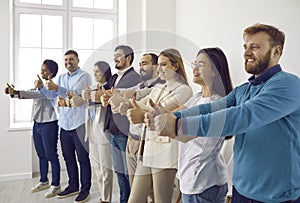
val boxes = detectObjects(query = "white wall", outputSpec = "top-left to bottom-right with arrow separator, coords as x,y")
1,0 -> 300,180
0,0 -> 33,180
176,0 -> 300,86
124,0 -> 177,69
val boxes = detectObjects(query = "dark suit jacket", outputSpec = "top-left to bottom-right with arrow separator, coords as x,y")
104,67 -> 141,135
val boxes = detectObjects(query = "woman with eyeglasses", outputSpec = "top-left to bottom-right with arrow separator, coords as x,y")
174,47 -> 233,203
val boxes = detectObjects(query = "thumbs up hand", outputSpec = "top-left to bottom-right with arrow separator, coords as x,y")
154,112 -> 178,139
57,96 -> 67,107
109,89 -> 127,114
34,75 -> 44,89
65,92 -> 73,107
100,87 -> 112,107
119,101 -> 130,116
70,92 -> 85,107
145,99 -> 167,130
4,83 -> 15,95
126,94 -> 146,124
45,76 -> 58,91
82,82 -> 91,102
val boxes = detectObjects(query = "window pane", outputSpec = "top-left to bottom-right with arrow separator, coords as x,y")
18,48 -> 41,88
20,0 -> 41,4
14,100 -> 33,123
94,19 -> 113,49
42,15 -> 63,48
42,0 -> 63,5
72,17 -> 93,49
73,0 -> 93,8
76,49 -> 94,72
20,14 -> 41,47
94,0 -> 113,9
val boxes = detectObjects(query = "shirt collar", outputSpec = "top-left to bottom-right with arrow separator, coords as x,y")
117,66 -> 131,77
68,67 -> 81,76
143,77 -> 160,86
248,64 -> 282,85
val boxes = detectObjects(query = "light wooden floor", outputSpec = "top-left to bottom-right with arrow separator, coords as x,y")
0,170 -> 180,203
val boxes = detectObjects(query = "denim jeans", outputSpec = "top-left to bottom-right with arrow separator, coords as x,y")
110,134 -> 130,203
33,120 -> 60,186
60,124 -> 91,192
232,186 -> 300,203
182,184 -> 228,203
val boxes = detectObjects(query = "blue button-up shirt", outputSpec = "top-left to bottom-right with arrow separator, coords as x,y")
40,68 -> 92,130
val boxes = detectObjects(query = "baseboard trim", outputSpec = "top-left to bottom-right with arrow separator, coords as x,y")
0,172 -> 32,181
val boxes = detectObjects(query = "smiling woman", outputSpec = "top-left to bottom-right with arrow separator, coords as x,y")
4,59 -> 61,198
127,48 -> 193,203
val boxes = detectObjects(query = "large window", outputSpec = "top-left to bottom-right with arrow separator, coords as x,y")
12,0 -> 118,128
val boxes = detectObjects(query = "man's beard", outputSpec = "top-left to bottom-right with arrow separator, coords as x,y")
141,71 -> 154,82
115,65 -> 121,70
115,60 -> 126,70
245,49 -> 272,75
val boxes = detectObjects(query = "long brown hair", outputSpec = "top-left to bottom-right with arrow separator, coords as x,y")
197,48 -> 233,97
159,48 -> 188,84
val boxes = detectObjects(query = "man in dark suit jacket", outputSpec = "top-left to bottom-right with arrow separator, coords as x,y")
103,45 -> 141,203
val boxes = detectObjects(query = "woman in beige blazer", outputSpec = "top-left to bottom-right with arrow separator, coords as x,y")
127,49 -> 192,203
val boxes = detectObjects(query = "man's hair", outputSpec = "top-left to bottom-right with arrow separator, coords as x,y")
43,59 -> 58,78
64,50 -> 79,58
114,45 -> 134,65
143,53 -> 158,65
243,23 -> 285,54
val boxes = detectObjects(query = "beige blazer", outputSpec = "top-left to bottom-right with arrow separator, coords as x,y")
137,82 -> 192,169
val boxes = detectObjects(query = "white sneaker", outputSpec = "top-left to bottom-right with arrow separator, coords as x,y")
44,185 -> 61,198
31,181 -> 50,193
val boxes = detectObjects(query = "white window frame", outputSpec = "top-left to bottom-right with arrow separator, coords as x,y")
68,11 -> 118,51
69,0 -> 118,14
14,0 -> 68,10
11,0 -> 119,129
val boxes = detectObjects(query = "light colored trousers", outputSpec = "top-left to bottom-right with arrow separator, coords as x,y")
89,142 -> 113,202
128,161 -> 177,203
125,136 -> 141,186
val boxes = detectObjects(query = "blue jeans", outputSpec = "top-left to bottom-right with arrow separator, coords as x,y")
232,186 -> 300,203
60,124 -> 91,192
182,184 -> 228,203
33,120 -> 60,186
110,134 -> 130,203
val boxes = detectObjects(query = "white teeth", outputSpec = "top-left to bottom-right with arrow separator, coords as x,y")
247,59 -> 254,62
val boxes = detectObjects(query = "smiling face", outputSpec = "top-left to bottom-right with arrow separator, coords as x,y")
64,53 -> 79,73
139,54 -> 156,81
114,49 -> 130,70
191,53 -> 216,86
93,65 -> 106,83
40,64 -> 53,80
243,32 -> 278,77
157,55 -> 177,81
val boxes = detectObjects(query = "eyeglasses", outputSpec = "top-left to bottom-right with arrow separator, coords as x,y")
191,62 -> 206,70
